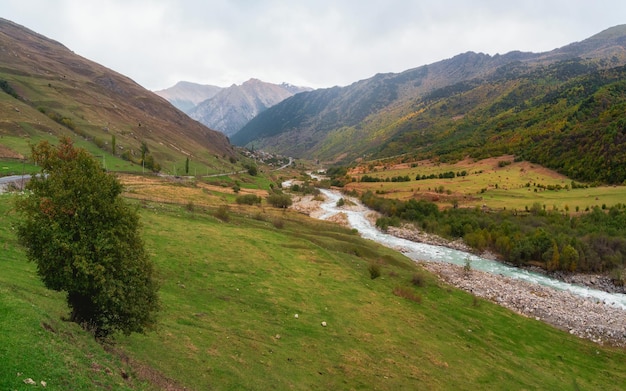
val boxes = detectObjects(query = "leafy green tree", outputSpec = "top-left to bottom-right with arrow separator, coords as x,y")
247,164 -> 258,176
560,244 -> 579,272
140,141 -> 149,163
15,138 -> 159,338
267,193 -> 292,208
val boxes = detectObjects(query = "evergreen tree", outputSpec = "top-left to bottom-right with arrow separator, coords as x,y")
15,137 -> 159,338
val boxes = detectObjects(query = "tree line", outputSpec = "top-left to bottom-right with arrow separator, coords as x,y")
360,191 -> 626,283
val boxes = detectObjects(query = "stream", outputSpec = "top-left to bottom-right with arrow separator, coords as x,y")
315,188 -> 626,311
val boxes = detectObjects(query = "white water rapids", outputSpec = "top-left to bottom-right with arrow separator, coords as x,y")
314,188 -> 626,311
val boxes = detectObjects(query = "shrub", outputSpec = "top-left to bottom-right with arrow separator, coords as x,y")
267,193 -> 292,208
368,263 -> 381,279
214,205 -> 230,222
463,256 -> 472,277
272,218 -> 285,229
411,272 -> 425,287
236,194 -> 262,205
0,79 -> 20,99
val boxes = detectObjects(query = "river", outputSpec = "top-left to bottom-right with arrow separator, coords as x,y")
315,188 -> 626,311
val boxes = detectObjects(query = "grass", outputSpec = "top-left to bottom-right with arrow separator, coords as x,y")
0,158 -> 39,176
348,156 -> 626,212
0,195 -> 148,391
2,175 -> 626,390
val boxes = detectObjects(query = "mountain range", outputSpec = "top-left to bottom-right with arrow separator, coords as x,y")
185,79 -> 311,136
0,18 -> 234,171
230,25 -> 626,183
2,17 -> 626,184
154,81 -> 222,113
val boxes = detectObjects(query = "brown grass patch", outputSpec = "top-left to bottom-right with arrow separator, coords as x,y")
392,286 -> 422,303
0,144 -> 24,159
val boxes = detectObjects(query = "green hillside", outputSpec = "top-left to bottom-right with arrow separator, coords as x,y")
2,188 -> 626,390
374,60 -> 626,184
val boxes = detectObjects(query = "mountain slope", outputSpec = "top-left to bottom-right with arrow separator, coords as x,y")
377,60 -> 626,184
154,81 -> 222,113
189,78 -> 311,136
232,25 -> 626,179
0,18 -> 235,171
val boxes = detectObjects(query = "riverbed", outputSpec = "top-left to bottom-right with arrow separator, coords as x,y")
291,190 -> 626,346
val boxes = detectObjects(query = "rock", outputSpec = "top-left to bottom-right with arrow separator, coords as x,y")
419,260 -> 626,347
23,378 -> 36,385
321,321 -> 327,327
294,314 -> 299,319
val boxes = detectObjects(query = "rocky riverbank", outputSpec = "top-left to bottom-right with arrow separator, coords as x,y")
291,193 -> 626,346
388,224 -> 626,295
421,261 -> 626,346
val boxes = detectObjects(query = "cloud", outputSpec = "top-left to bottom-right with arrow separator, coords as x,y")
3,0 -> 626,90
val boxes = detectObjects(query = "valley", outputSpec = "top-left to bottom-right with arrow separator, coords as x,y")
3,172 -> 626,390
2,16 -> 626,391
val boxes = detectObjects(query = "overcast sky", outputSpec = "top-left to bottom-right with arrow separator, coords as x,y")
3,1 -> 626,90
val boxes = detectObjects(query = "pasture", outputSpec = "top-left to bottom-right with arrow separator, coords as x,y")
2,174 -> 626,390
346,156 -> 626,212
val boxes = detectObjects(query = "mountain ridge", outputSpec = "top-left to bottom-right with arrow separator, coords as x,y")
154,81 -> 222,113
188,78 -> 311,136
231,24 -> 626,183
0,18 -> 234,170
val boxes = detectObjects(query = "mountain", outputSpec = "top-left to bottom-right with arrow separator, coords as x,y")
188,78 -> 311,136
154,81 -> 222,113
0,18 -> 235,170
231,25 -> 626,183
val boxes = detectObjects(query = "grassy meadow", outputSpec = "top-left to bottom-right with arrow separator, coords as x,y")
346,156 -> 626,213
2,175 -> 626,390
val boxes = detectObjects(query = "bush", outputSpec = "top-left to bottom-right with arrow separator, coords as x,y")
236,194 -> 262,205
411,272 -> 425,287
272,218 -> 285,229
368,263 -> 381,279
214,205 -> 230,222
0,79 -> 19,99
267,193 -> 292,208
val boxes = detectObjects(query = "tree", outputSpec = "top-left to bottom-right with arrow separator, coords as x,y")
266,193 -> 292,208
15,138 -> 159,338
247,164 -> 258,176
111,135 -> 116,155
185,156 -> 190,174
140,141 -> 149,163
